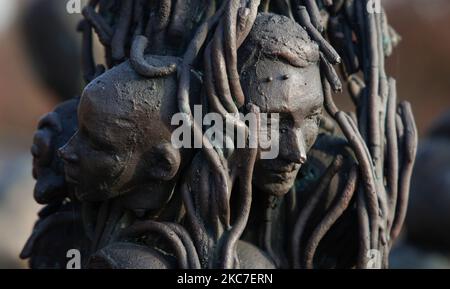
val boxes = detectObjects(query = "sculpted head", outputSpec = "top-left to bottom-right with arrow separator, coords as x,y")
239,13 -> 324,197
31,98 -> 79,204
59,56 -> 184,205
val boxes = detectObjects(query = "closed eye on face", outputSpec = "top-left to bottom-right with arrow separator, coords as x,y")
81,124 -> 115,152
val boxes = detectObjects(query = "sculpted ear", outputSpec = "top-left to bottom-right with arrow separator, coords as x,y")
146,143 -> 181,181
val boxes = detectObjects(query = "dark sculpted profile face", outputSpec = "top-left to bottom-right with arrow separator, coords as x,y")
59,56 -> 183,204
239,13 -> 323,197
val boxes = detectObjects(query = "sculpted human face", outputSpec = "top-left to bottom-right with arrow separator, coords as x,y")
60,95 -> 135,201
242,58 -> 323,197
58,59 -> 181,203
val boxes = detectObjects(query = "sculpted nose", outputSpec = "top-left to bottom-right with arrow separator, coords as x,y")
283,129 -> 307,165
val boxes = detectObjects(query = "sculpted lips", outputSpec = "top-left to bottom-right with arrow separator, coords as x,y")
271,164 -> 300,174
63,164 -> 79,184
262,161 -> 301,183
272,169 -> 299,182
262,160 -> 301,174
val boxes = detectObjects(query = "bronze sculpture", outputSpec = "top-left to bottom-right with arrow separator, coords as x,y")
22,0 -> 418,269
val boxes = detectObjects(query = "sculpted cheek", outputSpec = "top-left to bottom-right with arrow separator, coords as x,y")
302,123 -> 320,150
82,149 -> 123,179
99,153 -> 125,178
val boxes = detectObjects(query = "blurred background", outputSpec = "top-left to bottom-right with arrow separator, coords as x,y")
0,0 -> 449,268
0,0 -> 82,268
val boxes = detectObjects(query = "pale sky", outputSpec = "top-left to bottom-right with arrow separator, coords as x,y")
0,0 -> 17,33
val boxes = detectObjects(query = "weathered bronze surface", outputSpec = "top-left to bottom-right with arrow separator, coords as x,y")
22,0 -> 418,269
